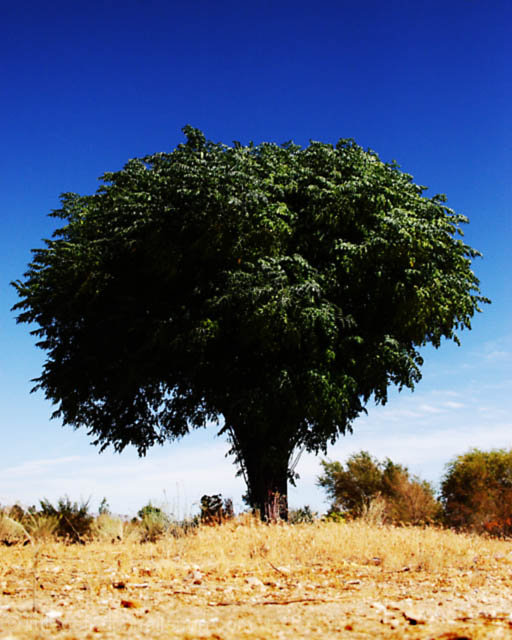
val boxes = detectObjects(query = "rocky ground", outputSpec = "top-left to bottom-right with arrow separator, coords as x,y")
1,521 -> 512,638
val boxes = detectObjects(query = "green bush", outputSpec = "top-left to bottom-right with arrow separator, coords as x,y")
441,448 -> 512,535
136,502 -> 171,542
137,502 -> 169,521
322,510 -> 346,523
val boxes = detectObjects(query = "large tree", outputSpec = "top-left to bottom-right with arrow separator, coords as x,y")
13,126 -> 488,518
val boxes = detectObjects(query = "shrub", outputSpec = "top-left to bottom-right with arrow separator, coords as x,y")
98,497 -> 110,515
383,468 -> 442,525
200,494 -> 234,525
318,453 -> 388,517
136,502 -> 171,542
38,497 -> 94,542
5,504 -> 26,522
0,514 -> 31,545
322,510 -> 346,523
91,513 -> 124,542
360,495 -> 388,526
23,513 -> 60,541
167,516 -> 200,538
318,451 -> 440,525
139,512 -> 168,542
289,505 -> 317,524
132,502 -> 199,541
1,504 -> 59,542
137,502 -> 170,522
441,448 -> 512,535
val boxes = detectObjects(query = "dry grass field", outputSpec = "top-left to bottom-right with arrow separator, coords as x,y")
2,518 -> 512,639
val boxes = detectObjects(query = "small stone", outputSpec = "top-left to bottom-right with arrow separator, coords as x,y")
120,599 -> 141,609
245,576 -> 264,588
188,570 -> 202,584
45,610 -> 61,619
112,581 -> 126,589
402,609 -> 426,625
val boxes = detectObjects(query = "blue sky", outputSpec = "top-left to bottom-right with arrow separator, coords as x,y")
1,0 -> 510,516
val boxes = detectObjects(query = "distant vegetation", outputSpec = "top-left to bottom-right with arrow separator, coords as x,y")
318,448 -> 512,537
317,451 -> 441,525
440,448 -> 512,536
2,447 -> 512,544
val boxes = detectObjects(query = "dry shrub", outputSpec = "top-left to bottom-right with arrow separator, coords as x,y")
1,504 -> 57,543
0,515 -> 31,545
384,470 -> 442,525
91,513 -> 124,542
200,494 -> 234,525
23,513 -> 59,541
132,506 -> 198,542
38,497 -> 94,542
360,495 -> 387,526
138,511 -> 169,542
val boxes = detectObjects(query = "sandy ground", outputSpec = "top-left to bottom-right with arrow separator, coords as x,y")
1,524 -> 512,638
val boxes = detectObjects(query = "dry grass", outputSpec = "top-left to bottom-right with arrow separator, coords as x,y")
1,518 -> 512,638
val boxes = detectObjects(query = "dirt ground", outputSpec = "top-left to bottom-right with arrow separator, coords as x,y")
1,522 -> 512,639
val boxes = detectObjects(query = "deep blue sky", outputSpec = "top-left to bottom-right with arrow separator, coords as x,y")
1,0 -> 510,515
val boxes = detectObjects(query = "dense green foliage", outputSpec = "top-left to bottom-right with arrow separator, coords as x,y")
13,126 -> 487,517
318,451 -> 441,524
441,448 -> 512,534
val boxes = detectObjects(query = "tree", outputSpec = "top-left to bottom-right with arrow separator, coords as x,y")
318,453 -> 385,516
13,126 -> 488,519
318,452 -> 440,524
383,467 -> 442,525
441,448 -> 512,534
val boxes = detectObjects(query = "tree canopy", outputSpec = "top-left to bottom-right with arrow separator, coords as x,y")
13,126 -> 488,518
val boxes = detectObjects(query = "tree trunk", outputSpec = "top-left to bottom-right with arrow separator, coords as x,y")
241,444 -> 290,521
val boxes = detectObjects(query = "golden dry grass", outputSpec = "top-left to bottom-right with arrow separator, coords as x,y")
1,518 -> 512,639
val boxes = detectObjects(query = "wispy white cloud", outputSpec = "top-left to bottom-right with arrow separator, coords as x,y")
431,390 -> 462,398
442,401 -> 464,409
484,350 -> 511,362
1,456 -> 82,479
418,403 -> 444,414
